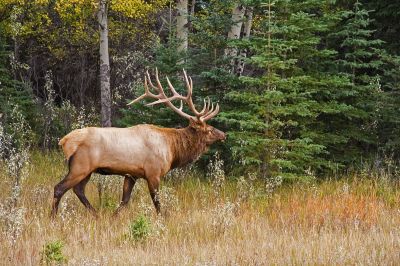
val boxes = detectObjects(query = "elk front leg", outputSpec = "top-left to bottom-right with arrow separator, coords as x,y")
114,175 -> 137,215
146,176 -> 161,214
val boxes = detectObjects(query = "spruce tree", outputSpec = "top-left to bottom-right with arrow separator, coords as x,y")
0,33 -> 36,125
220,0 -> 345,179
329,0 -> 386,164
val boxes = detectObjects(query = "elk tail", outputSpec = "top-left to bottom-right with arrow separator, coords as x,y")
58,129 -> 87,161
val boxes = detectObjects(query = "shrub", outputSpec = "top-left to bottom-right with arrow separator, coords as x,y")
127,214 -> 151,242
42,240 -> 67,265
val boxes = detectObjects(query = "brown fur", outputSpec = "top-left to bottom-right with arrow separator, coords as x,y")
167,127 -> 209,168
51,121 -> 225,218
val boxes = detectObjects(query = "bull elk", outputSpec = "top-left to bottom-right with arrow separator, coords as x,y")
51,69 -> 226,218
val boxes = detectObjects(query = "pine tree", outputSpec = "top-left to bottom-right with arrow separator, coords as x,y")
328,0 -> 386,164
220,0 -> 344,179
0,33 -> 36,126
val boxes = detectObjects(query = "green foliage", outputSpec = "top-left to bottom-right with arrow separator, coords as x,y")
0,34 -> 37,130
101,194 -> 118,210
219,0 -> 400,179
222,0 -> 339,178
1,0 -> 400,180
325,1 -> 386,162
127,214 -> 152,242
377,54 -> 400,154
42,240 -> 67,265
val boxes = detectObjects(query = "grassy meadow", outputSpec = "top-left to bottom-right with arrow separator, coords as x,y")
1,151 -> 400,265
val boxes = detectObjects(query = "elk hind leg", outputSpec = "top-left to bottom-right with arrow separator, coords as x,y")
51,154 -> 92,219
51,172 -> 88,218
73,174 -> 97,217
51,178 -> 69,219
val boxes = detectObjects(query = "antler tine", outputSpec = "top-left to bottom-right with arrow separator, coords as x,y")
182,69 -> 208,117
199,98 -> 207,114
201,101 -> 217,119
141,69 -> 195,120
205,102 -> 215,117
128,75 -> 156,105
189,76 -> 193,92
143,71 -> 170,106
199,97 -> 211,115
183,69 -> 192,97
166,76 -> 185,99
145,68 -> 180,106
146,75 -> 188,106
154,68 -> 167,95
128,68 -> 221,122
201,103 -> 220,122
127,94 -> 145,105
144,70 -> 158,94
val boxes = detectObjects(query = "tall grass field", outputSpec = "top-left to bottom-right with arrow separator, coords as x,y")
1,151 -> 400,265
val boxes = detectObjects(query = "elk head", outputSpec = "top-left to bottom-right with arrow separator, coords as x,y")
128,69 -> 226,145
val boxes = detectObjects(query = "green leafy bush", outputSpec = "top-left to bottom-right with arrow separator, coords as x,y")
127,214 -> 151,242
42,240 -> 67,265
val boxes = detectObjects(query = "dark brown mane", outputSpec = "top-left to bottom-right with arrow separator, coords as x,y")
168,126 -> 208,168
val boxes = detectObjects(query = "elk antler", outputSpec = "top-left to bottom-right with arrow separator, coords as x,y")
128,69 -> 220,122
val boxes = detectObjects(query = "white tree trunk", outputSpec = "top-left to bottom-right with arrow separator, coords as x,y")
225,4 -> 246,72
176,0 -> 188,53
235,7 -> 253,76
243,7 -> 253,39
98,0 -> 111,127
190,0 -> 195,17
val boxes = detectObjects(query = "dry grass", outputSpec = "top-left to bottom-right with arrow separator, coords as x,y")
1,151 -> 400,265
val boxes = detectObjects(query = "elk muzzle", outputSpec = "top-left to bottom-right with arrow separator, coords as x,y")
215,128 -> 226,142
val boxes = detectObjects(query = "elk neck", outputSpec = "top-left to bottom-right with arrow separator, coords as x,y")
168,126 -> 209,169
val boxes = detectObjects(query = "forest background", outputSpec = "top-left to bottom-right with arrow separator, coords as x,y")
1,0 -> 400,264
1,0 -> 400,180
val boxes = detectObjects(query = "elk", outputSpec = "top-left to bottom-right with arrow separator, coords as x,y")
51,69 -> 226,218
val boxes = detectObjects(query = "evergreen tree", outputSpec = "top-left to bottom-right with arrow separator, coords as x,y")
329,1 -> 385,163
376,48 -> 400,157
0,32 -> 36,127
221,0 -> 345,179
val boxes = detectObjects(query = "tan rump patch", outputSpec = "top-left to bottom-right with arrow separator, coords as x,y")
58,129 -> 88,160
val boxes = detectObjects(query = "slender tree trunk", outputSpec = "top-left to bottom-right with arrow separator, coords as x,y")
225,4 -> 246,73
190,0 -> 195,17
267,0 -> 272,91
13,39 -> 19,80
243,8 -> 253,39
188,0 -> 195,31
261,0 -> 273,178
176,0 -> 188,54
11,6 -> 21,81
235,7 -> 253,76
79,55 -> 86,107
98,0 -> 111,127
